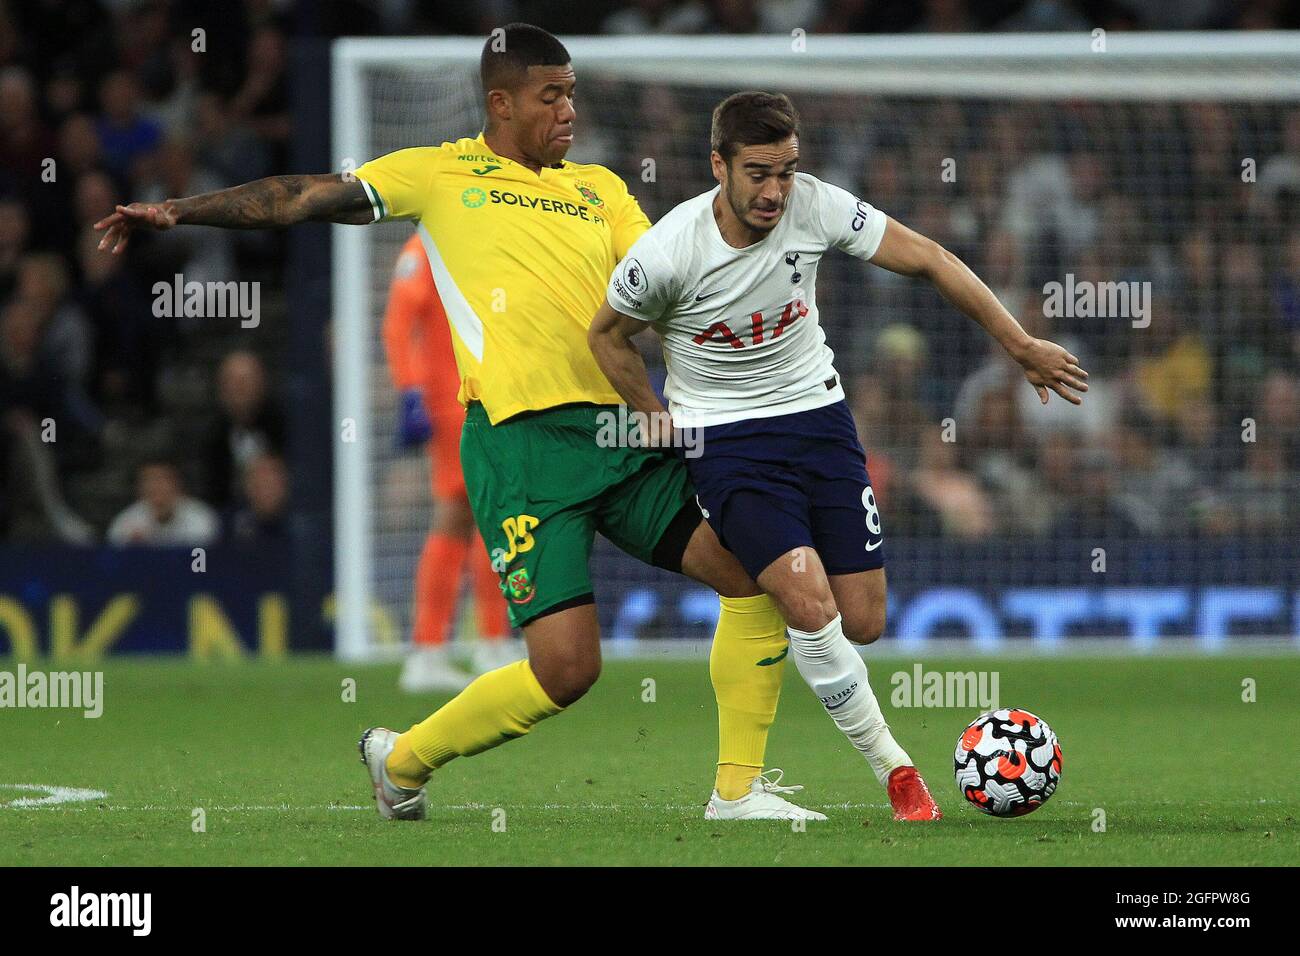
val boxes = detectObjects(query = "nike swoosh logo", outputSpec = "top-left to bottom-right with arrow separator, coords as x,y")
756,647 -> 789,667
865,538 -> 883,551
695,289 -> 723,301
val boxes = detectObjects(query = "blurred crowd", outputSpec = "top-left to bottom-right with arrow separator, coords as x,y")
831,98 -> 1300,540
382,0 -> 1297,36
0,0 -> 292,546
1,0 -> 1297,549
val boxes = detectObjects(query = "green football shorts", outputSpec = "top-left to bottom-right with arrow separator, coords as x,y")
460,401 -> 697,628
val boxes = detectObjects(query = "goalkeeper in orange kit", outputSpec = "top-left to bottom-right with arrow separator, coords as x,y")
382,233 -> 517,692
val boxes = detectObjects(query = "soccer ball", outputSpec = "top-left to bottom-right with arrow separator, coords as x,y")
954,708 -> 1061,817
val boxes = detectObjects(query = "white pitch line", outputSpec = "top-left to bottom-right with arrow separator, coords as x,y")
2,803 -> 371,812
15,801 -> 892,813
13,795 -> 1276,814
0,784 -> 108,808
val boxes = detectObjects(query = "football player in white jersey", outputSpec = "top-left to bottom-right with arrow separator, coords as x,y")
590,91 -> 1088,820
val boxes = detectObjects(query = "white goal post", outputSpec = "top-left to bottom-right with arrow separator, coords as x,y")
331,32 -> 1300,661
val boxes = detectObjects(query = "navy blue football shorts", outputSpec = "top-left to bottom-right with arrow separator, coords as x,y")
683,399 -> 885,582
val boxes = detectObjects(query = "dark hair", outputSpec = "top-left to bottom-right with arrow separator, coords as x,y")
711,91 -> 800,162
479,23 -> 571,94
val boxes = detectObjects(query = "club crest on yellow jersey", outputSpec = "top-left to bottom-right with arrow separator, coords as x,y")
576,184 -> 604,207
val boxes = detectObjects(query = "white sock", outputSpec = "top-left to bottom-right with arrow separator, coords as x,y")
787,614 -> 911,786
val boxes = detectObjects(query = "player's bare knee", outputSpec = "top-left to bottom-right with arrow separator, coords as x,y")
843,610 -> 885,645
850,599 -> 887,643
778,592 -> 839,634
535,654 -> 601,707
564,656 -> 602,704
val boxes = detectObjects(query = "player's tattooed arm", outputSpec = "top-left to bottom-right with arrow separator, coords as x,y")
94,174 -> 375,254
869,216 -> 1089,406
588,302 -> 674,447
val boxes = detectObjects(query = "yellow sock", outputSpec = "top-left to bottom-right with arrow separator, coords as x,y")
385,734 -> 428,789
710,593 -> 787,800
715,763 -> 763,801
385,660 -> 562,787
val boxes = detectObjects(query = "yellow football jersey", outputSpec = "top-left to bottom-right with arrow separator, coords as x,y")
353,134 -> 651,423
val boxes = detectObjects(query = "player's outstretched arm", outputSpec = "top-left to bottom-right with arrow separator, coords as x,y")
94,174 -> 375,255
869,216 -> 1089,406
588,301 -> 674,446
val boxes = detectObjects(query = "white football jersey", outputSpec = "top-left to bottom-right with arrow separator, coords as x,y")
607,172 -> 887,427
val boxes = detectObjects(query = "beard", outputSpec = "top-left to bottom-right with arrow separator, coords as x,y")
728,181 -> 781,232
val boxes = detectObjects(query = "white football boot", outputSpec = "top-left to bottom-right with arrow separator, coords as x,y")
399,645 -> 473,694
469,637 -> 524,675
358,727 -> 427,821
704,769 -> 828,821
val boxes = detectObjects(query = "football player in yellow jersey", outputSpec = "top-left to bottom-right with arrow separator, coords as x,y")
95,23 -> 824,822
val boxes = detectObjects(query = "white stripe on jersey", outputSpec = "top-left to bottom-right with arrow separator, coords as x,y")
417,222 -> 484,362
606,172 -> 887,427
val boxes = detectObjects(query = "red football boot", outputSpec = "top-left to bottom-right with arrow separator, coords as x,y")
887,766 -> 943,821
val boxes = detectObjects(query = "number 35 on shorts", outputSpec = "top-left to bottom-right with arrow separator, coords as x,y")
862,485 -> 883,551
493,513 -> 539,570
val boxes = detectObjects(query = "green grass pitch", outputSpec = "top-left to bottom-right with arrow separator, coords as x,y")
2,654 -> 1296,866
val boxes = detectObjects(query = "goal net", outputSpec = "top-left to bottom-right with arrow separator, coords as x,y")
331,33 -> 1300,660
